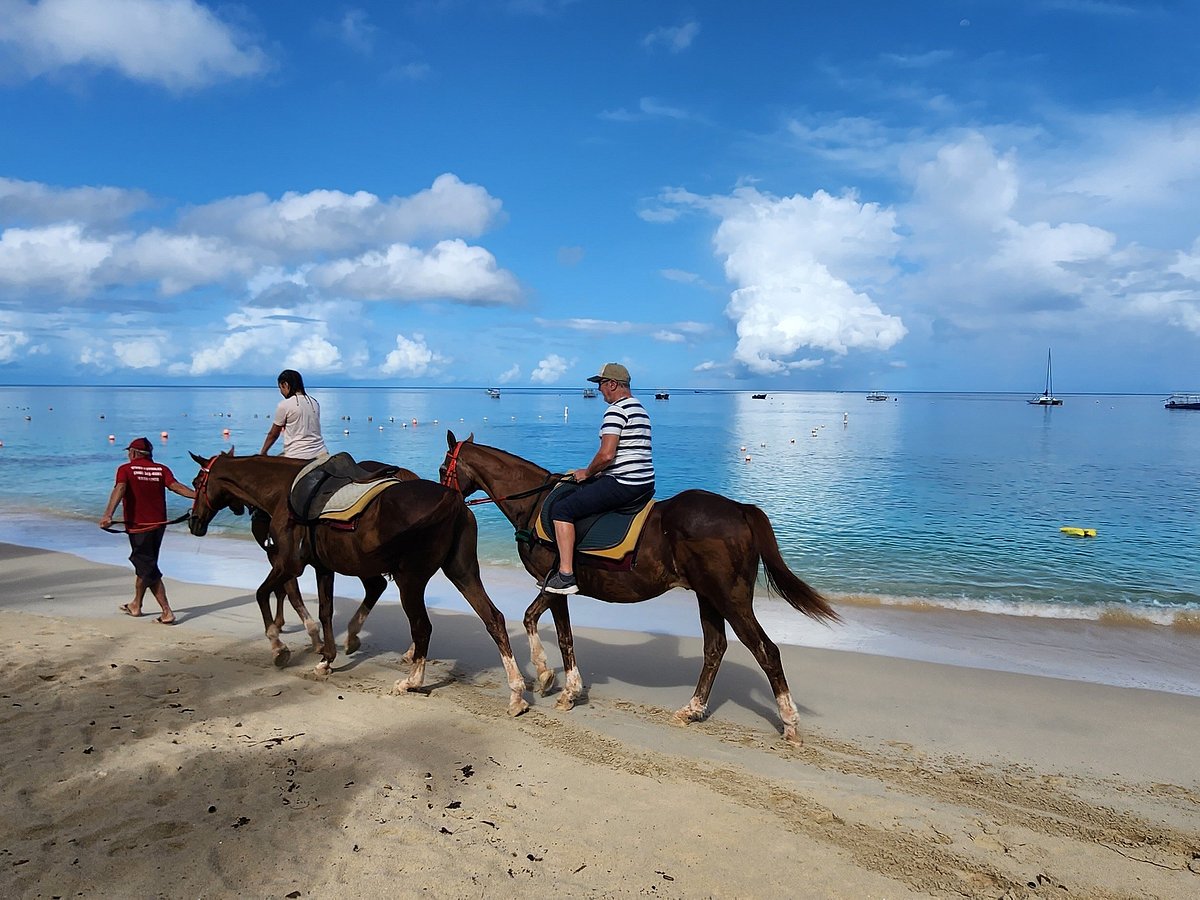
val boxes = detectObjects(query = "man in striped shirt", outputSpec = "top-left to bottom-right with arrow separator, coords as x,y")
543,362 -> 654,595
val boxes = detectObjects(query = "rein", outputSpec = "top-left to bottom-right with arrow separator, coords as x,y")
102,511 -> 192,534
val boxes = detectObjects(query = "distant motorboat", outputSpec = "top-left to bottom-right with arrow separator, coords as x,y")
655,391 -> 670,400
1164,392 -> 1200,410
582,388 -> 597,398
486,388 -> 501,398
751,393 -> 767,400
866,391 -> 888,401
1028,350 -> 1063,406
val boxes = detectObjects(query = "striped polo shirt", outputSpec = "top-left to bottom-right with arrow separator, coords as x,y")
600,396 -> 654,485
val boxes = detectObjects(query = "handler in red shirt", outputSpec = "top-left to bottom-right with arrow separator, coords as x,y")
99,437 -> 196,624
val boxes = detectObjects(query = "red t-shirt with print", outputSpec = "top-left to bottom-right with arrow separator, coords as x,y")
116,459 -> 178,531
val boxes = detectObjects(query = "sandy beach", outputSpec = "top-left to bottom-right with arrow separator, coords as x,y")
2,541 -> 1199,899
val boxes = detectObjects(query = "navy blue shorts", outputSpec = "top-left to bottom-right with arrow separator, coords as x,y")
551,476 -> 653,523
127,527 -> 165,584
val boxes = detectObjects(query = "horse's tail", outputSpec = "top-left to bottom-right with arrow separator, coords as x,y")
745,504 -> 840,624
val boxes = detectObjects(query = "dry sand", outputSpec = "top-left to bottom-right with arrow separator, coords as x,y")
1,541 -> 1199,899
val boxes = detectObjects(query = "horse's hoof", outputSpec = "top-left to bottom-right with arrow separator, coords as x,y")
273,647 -> 291,668
313,661 -> 331,678
345,635 -> 360,655
391,679 -> 414,695
536,670 -> 555,696
554,695 -> 575,712
508,699 -> 530,717
672,706 -> 703,726
783,726 -> 803,747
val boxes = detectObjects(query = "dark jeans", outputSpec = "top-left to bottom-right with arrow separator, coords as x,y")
127,527 -> 165,584
551,475 -> 654,522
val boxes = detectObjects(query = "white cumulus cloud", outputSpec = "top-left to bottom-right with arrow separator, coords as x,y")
531,353 -> 570,384
380,333 -> 446,377
656,185 -> 906,374
0,0 -> 270,90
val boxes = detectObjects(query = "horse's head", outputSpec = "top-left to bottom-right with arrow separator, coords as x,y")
188,450 -> 244,536
441,430 -> 478,496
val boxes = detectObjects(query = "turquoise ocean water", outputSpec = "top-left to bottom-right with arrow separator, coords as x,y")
2,384 -> 1198,627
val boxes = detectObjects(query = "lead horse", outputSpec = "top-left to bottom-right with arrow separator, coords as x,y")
440,432 -> 839,744
188,451 -> 529,716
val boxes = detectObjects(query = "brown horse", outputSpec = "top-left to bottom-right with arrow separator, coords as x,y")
440,432 -> 838,744
188,451 -> 529,715
242,457 -> 418,665
248,502 -> 394,666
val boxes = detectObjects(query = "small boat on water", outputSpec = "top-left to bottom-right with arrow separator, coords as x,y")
751,393 -> 767,400
1028,349 -> 1063,406
655,391 -> 670,400
582,388 -> 597,398
866,391 -> 888,401
486,388 -> 501,398
1164,393 -> 1200,410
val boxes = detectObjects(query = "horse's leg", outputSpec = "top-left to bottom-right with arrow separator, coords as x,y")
545,595 -> 583,711
522,592 -> 556,695
256,572 -> 292,667
390,573 -> 433,695
442,525 -> 529,717
721,593 -> 802,746
312,569 -> 337,677
673,595 -> 728,726
344,575 -> 389,654
278,578 -> 322,651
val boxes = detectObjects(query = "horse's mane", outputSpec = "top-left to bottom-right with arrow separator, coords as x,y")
470,440 -> 551,480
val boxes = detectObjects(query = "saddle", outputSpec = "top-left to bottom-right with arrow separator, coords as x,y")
288,452 -> 406,525
532,480 -> 655,570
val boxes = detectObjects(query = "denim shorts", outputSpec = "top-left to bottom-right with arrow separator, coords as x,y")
550,475 -> 654,522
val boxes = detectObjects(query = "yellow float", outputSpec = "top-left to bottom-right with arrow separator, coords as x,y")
1059,526 -> 1097,538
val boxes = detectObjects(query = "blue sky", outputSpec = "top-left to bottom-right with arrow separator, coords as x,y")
1,0 -> 1198,392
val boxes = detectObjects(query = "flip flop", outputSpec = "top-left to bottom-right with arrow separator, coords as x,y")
154,616 -> 177,626
119,604 -> 142,617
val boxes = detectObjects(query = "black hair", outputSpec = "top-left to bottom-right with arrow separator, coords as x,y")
277,369 -> 307,395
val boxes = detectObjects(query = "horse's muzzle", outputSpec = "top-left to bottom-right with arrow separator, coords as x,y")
188,515 -> 208,537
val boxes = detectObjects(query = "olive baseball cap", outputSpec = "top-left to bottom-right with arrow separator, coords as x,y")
586,362 -> 631,384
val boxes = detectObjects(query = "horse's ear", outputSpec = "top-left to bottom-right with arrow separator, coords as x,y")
446,430 -> 456,448
466,432 -> 475,443
190,451 -> 206,466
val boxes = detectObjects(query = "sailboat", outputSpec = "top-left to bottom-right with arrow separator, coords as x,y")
1027,349 -> 1063,406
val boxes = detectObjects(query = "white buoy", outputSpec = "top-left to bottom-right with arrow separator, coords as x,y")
108,434 -> 115,442
744,455 -> 752,462
160,431 -> 168,439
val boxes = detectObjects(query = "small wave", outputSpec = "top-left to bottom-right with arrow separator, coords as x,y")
821,589 -> 1196,629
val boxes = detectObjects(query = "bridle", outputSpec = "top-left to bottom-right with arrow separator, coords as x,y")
190,455 -> 219,526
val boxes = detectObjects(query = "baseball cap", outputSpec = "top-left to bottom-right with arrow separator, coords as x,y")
125,437 -> 153,453
586,362 -> 631,384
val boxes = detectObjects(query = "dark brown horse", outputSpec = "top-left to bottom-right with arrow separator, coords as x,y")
440,432 -> 838,744
248,502 -> 395,666
188,451 -> 529,715
242,457 -> 419,665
